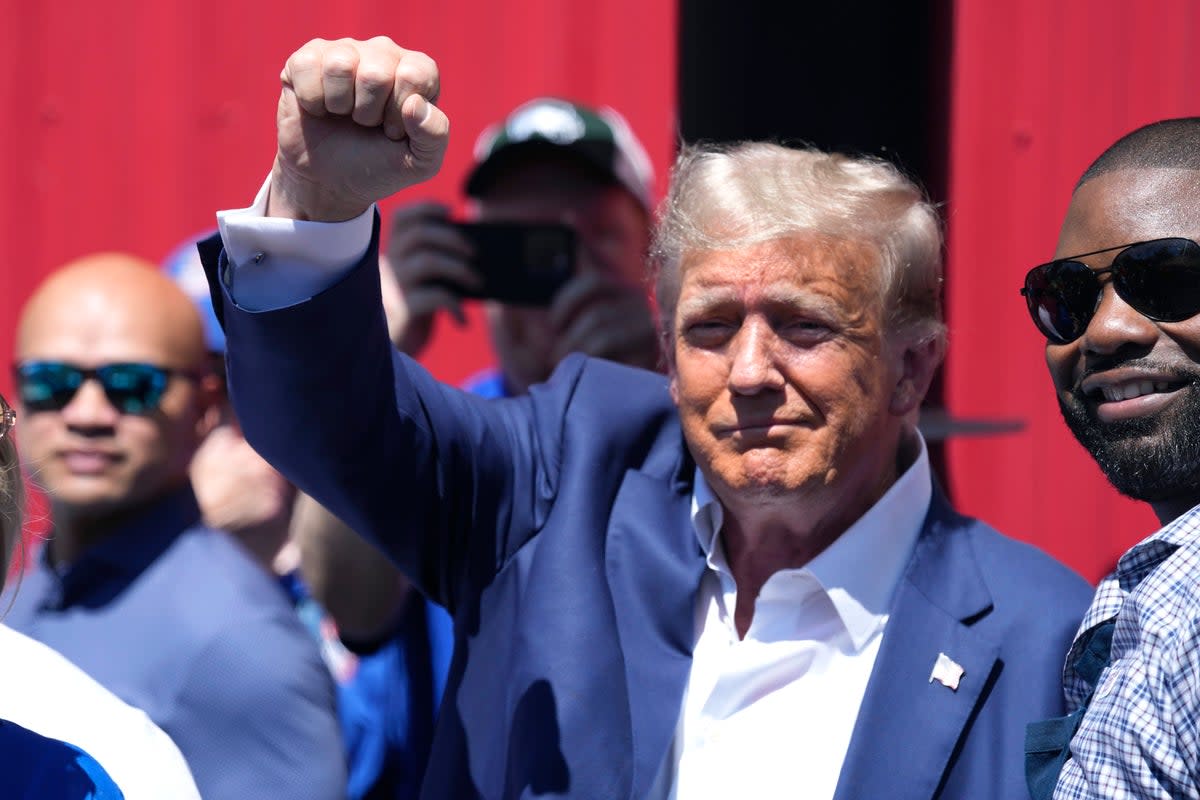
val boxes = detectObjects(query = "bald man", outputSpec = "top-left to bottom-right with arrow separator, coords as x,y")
4,254 -> 345,800
1020,119 -> 1200,799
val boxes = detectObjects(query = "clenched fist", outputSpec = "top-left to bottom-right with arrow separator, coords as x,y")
268,36 -> 450,222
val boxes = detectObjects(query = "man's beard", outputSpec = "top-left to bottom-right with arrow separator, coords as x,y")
1058,374 -> 1200,503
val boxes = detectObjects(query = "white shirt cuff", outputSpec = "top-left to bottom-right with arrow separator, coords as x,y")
214,175 -> 375,311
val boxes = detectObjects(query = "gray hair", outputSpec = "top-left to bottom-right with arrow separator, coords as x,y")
651,142 -> 945,356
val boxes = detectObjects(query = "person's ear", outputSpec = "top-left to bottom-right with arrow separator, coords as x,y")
665,339 -> 680,406
195,372 -> 225,440
890,331 -> 945,417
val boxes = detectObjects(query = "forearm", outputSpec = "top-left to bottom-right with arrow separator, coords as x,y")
293,491 -> 413,642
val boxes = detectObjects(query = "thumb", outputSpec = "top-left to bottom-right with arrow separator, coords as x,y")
401,94 -> 449,178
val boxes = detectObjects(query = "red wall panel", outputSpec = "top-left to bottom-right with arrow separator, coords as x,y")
0,0 -> 677,388
0,0 -> 676,551
945,1 -> 1200,582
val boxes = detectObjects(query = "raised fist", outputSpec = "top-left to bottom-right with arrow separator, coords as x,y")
269,36 -> 450,222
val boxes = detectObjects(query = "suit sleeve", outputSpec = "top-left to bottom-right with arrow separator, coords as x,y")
163,619 -> 347,800
200,226 -> 571,613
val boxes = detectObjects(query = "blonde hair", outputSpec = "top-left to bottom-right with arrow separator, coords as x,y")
0,433 -> 22,594
651,141 -> 945,354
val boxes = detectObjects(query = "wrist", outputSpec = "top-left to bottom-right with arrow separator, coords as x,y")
267,156 -> 372,222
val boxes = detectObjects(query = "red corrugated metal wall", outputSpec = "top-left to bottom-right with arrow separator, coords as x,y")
0,0 -> 677,550
944,1 -> 1200,582
6,1 -> 1198,585
0,0 -> 677,389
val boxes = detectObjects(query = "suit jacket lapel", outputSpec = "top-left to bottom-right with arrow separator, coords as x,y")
605,465 -> 706,800
833,490 -> 1001,800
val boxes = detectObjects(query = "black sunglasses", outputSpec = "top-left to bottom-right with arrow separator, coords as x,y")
1020,237 -> 1200,344
12,361 -> 192,415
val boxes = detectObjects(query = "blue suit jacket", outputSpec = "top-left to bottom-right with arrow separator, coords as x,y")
203,232 -> 1092,800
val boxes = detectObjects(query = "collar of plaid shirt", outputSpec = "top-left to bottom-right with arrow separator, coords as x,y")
1061,530 -> 1187,710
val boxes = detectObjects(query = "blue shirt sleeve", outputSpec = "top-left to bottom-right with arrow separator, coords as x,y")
67,750 -> 125,800
0,720 -> 125,799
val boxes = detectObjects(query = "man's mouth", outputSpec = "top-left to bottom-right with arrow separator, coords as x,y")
1078,373 -> 1189,423
60,449 -> 121,475
1088,380 -> 1182,403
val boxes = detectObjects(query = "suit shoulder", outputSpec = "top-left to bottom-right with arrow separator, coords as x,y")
549,355 -> 682,469
536,354 -> 673,413
526,354 -> 675,437
140,527 -> 310,647
960,518 -> 1093,606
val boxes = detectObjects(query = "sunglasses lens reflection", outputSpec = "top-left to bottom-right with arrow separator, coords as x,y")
1024,237 -> 1200,343
15,362 -> 169,415
102,365 -> 168,414
1114,239 -> 1200,322
1025,261 -> 1100,343
18,363 -> 82,412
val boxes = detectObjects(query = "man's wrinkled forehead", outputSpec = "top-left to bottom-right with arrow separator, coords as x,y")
678,233 -> 883,288
1058,167 -> 1200,258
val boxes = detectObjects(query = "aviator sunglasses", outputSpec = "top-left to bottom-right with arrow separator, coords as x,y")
12,361 -> 191,415
1020,236 -> 1200,344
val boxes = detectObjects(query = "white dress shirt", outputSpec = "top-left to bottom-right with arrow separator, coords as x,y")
217,184 -> 934,799
0,624 -> 202,800
653,440 -> 932,799
216,176 -> 373,310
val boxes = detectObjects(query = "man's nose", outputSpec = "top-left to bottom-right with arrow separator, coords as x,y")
1078,283 -> 1158,357
59,379 -> 121,429
728,319 -> 784,394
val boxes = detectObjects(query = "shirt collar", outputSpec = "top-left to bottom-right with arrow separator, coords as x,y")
1074,499 -> 1200,635
40,485 -> 204,609
690,431 -> 932,650
1063,499 -> 1200,705
1112,500 -> 1200,592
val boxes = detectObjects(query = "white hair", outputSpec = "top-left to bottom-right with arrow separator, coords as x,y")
652,141 -> 945,355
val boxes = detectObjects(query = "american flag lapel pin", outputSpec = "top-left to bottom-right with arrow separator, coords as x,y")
929,652 -> 964,691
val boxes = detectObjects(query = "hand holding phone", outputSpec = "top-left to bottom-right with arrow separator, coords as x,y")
545,254 -> 659,373
383,202 -> 481,356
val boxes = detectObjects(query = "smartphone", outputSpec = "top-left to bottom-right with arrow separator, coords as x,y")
447,222 -> 576,306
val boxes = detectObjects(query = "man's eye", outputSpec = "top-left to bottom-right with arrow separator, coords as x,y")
780,319 -> 833,341
683,320 -> 735,344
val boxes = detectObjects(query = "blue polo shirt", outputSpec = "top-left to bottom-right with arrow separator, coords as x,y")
0,719 -> 123,799
3,487 -> 346,800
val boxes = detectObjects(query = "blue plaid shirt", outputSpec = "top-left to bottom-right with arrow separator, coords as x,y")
1055,502 -> 1200,799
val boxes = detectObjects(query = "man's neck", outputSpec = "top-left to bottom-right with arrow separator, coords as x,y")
1151,493 -> 1200,528
718,432 -> 918,639
721,492 -> 883,639
49,500 -> 153,567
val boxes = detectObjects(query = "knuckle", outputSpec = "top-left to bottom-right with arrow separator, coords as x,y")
298,37 -> 328,55
408,252 -> 448,275
287,48 -> 321,75
323,48 -> 359,78
355,65 -> 393,92
394,53 -> 437,89
403,49 -> 434,69
367,35 -> 399,49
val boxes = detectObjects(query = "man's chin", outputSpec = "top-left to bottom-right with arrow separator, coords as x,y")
1059,393 -> 1200,503
710,468 -> 809,505
45,482 -> 131,518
